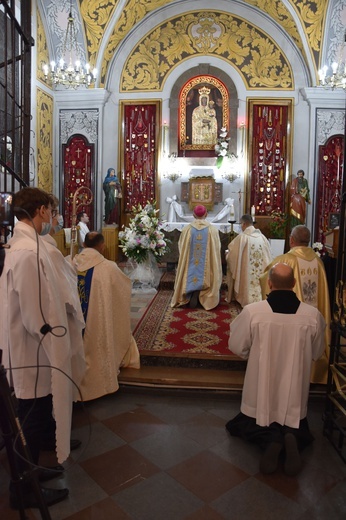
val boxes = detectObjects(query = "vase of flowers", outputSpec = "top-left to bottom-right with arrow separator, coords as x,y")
119,202 -> 169,291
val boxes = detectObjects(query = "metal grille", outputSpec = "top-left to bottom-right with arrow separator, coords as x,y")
0,0 -> 31,195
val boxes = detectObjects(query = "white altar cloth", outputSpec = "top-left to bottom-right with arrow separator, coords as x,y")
163,221 -> 241,234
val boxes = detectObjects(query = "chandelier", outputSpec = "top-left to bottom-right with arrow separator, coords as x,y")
318,31 -> 346,90
43,2 -> 97,89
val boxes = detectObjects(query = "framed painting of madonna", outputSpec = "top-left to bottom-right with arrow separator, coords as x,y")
179,75 -> 229,157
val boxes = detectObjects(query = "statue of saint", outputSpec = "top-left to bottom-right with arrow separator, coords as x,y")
103,168 -> 122,225
290,169 -> 311,227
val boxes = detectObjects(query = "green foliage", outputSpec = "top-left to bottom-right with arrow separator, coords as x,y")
269,210 -> 289,239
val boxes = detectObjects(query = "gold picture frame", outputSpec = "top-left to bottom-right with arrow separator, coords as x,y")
179,75 -> 229,152
188,177 -> 215,211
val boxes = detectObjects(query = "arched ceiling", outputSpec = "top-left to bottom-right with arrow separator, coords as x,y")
38,0 -> 332,90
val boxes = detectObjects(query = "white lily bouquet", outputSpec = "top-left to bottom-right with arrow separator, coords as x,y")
215,127 -> 234,168
119,202 -> 169,264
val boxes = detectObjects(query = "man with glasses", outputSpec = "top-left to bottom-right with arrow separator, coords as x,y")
0,187 -> 85,509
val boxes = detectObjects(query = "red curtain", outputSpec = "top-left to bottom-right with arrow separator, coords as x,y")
315,134 -> 344,242
62,135 -> 94,227
123,104 -> 157,212
250,105 -> 288,215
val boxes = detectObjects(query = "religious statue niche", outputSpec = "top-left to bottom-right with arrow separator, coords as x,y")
249,101 -> 292,215
122,103 -> 157,212
62,135 -> 94,228
315,134 -> 344,243
188,177 -> 215,211
179,75 -> 229,157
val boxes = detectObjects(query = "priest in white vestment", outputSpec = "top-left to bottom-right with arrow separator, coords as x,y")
73,232 -> 140,401
76,211 -> 90,250
226,214 -> 272,307
171,204 -> 222,310
260,225 -> 331,384
226,263 -> 325,476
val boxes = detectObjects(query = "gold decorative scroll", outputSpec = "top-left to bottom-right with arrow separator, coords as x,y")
37,88 -> 53,192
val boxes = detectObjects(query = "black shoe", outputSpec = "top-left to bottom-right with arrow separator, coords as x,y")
10,486 -> 69,509
39,465 -> 64,482
189,291 -> 199,309
284,433 -> 302,476
259,442 -> 282,474
41,438 -> 81,451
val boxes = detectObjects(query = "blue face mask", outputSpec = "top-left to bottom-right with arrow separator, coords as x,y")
53,215 -> 64,233
40,210 -> 52,236
40,221 -> 52,236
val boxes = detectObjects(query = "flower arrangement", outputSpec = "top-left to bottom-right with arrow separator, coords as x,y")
118,202 -> 169,264
312,242 -> 325,257
269,209 -> 289,239
215,127 -> 231,168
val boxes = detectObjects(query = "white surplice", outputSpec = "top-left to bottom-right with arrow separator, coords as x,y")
0,222 -> 85,463
229,300 -> 325,428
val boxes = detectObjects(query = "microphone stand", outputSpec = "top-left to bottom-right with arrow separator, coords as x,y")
0,350 -> 51,519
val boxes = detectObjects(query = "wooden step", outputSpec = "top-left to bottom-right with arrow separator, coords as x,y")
119,365 -> 245,391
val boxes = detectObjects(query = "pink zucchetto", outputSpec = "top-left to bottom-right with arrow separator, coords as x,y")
193,205 -> 207,218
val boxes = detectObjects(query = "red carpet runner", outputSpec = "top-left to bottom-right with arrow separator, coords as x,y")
134,288 -> 242,357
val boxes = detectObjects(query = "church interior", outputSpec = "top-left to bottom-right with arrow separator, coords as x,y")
1,0 -> 346,518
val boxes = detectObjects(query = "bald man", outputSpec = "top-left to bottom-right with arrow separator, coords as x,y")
171,204 -> 222,310
260,225 -> 330,384
226,263 -> 325,476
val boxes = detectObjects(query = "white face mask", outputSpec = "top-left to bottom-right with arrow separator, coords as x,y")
53,215 -> 64,233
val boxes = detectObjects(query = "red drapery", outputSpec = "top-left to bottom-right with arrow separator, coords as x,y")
315,134 -> 344,242
123,105 -> 157,212
250,104 -> 288,215
62,135 -> 94,228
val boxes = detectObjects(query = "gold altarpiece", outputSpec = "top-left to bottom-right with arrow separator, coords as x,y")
188,177 -> 215,211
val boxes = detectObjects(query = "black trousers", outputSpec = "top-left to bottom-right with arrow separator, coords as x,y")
17,394 -> 55,466
226,412 -> 314,451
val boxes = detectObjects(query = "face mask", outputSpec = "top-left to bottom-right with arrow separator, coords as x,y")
40,222 -> 52,236
53,215 -> 64,233
40,210 -> 52,236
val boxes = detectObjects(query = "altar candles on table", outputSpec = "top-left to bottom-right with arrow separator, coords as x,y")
251,205 -> 256,218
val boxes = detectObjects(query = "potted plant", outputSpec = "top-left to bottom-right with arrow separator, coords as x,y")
268,209 -> 288,256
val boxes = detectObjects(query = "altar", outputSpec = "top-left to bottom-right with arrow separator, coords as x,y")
160,221 -> 241,271
163,220 -> 240,234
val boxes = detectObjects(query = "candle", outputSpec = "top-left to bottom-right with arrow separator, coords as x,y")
230,204 -> 235,218
140,176 -> 143,192
251,205 -> 256,218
